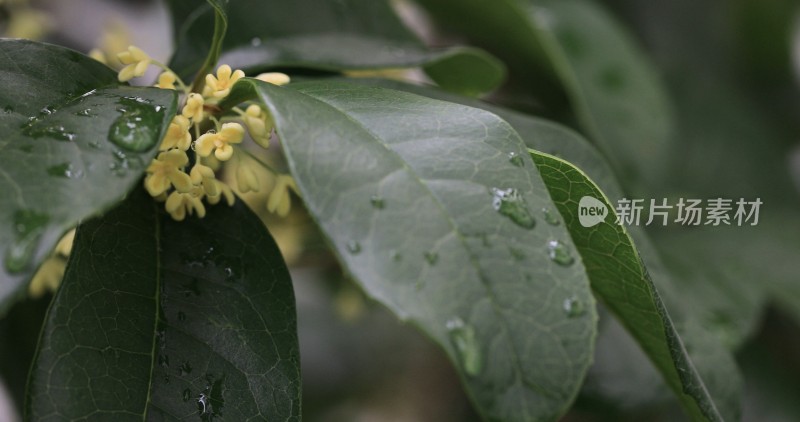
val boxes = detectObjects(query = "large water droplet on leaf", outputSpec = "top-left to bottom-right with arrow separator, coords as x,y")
546,239 -> 574,266
490,187 -> 536,229
5,209 -> 49,273
446,317 -> 482,376
108,97 -> 165,152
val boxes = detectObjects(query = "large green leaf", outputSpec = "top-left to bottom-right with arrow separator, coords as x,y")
0,39 -> 178,314
223,79 -> 597,421
530,151 -> 740,421
167,0 -> 505,96
415,0 -> 674,185
26,187 -> 301,420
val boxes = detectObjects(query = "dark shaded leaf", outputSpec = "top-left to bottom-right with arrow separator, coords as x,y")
167,0 -> 505,96
26,187 -> 301,420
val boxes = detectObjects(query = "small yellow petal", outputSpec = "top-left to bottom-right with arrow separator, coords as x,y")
255,72 -> 291,86
118,64 -> 136,82
215,144 -> 234,161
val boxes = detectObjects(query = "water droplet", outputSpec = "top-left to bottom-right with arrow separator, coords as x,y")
546,239 -> 574,266
369,195 -> 385,209
158,354 -> 170,369
108,97 -> 165,152
40,105 -> 55,115
197,393 -> 209,414
563,296 -> 585,317
424,251 -> 438,265
179,361 -> 193,376
508,151 -> 524,167
88,140 -> 101,149
76,108 -> 94,117
46,162 -> 83,179
250,37 -> 262,47
3,105 -> 13,114
542,207 -> 560,225
178,311 -> 186,322
446,317 -> 482,376
490,187 -> 536,229
4,209 -> 49,273
346,240 -> 361,254
182,388 -> 192,402
224,267 -> 234,280
22,124 -> 76,142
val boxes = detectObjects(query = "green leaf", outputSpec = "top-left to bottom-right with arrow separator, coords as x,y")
415,0 -> 674,184
190,0 -> 230,91
224,79 -> 597,421
530,151 -> 740,421
166,0 -> 505,96
0,39 -> 178,314
26,187 -> 301,420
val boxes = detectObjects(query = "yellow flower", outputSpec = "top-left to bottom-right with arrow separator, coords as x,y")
194,123 -> 244,161
117,45 -> 151,82
190,163 -> 220,197
54,229 -> 76,257
255,72 -> 291,86
144,149 -> 192,197
204,64 -> 245,98
267,175 -> 297,217
207,180 -> 235,206
159,115 -> 192,151
236,161 -> 260,193
165,188 -> 206,221
156,71 -> 177,90
5,9 -> 53,40
182,93 -> 204,122
28,257 -> 65,298
242,104 -> 271,148
88,48 -> 107,64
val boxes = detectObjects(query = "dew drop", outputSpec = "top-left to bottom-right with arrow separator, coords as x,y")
490,187 -> 536,229
542,207 -> 560,225
40,105 -> 55,115
546,239 -> 574,266
446,317 -> 482,376
108,97 -> 165,152
250,37 -> 262,47
224,267 -> 234,280
197,393 -> 209,414
179,361 -> 193,376
76,108 -> 94,117
4,209 -> 49,273
508,151 -> 524,167
346,240 -> 361,254
178,311 -> 186,322
3,105 -> 13,114
182,388 -> 192,402
424,251 -> 438,265
158,354 -> 170,369
563,296 -> 585,317
369,195 -> 385,209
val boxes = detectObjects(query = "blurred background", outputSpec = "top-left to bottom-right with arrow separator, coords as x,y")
1,0 -> 799,421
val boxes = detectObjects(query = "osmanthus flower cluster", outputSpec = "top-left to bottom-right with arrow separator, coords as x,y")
103,45 -> 299,221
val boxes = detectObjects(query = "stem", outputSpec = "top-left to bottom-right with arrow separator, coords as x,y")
151,59 -> 191,95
